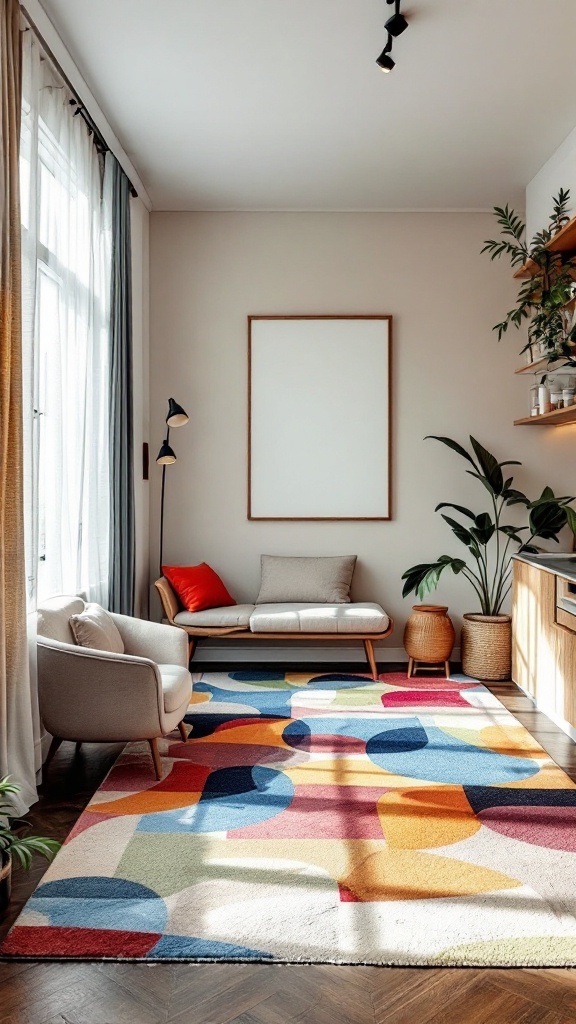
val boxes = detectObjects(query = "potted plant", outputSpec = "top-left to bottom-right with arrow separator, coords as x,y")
401,436 -> 576,680
482,188 -> 576,366
0,776 -> 60,916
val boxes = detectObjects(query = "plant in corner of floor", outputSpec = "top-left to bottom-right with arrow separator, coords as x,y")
482,187 -> 576,366
0,776 -> 60,871
401,435 -> 576,616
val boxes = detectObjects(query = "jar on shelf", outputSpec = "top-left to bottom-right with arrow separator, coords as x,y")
538,382 -> 551,415
530,383 -> 540,416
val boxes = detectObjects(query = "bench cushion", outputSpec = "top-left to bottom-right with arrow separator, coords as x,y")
174,604 -> 255,628
249,603 -> 390,634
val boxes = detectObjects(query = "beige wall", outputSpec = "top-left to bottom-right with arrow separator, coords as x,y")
149,212 -> 576,660
131,197 -> 150,617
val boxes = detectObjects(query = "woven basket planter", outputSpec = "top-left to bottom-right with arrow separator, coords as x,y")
403,605 -> 456,663
461,613 -> 512,681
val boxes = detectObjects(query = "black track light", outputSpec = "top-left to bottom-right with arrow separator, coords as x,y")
378,0 -> 407,71
376,41 -> 395,72
385,10 -> 408,37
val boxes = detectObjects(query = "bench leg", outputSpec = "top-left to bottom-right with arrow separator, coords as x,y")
363,639 -> 378,681
188,637 -> 197,667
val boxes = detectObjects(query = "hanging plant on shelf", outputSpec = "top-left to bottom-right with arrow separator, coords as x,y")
482,188 -> 576,366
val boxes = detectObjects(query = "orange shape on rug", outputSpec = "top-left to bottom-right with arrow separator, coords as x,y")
89,762 -> 212,815
378,786 -> 479,849
479,725 -> 544,760
341,848 -> 520,902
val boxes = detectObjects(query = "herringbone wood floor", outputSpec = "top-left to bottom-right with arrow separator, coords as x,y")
2,664 -> 576,1024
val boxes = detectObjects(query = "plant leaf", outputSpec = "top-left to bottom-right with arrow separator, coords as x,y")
469,437 -> 504,495
434,503 -> 476,520
424,435 -> 475,466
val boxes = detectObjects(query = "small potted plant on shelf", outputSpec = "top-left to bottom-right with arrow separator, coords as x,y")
401,436 -> 576,680
0,776 -> 60,917
482,188 -> 576,367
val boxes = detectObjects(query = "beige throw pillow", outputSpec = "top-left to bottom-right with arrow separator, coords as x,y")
69,603 -> 125,654
255,555 -> 357,604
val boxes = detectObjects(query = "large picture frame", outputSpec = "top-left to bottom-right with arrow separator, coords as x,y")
248,315 -> 392,521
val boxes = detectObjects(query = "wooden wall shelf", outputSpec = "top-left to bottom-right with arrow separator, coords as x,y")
514,355 -> 576,375
514,405 -> 576,426
513,214 -> 576,279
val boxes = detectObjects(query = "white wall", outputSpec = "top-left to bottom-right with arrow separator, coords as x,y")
149,212 -> 576,660
131,197 -> 150,616
526,125 -> 576,240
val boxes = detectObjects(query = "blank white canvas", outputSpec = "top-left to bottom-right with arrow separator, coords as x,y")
249,318 -> 391,519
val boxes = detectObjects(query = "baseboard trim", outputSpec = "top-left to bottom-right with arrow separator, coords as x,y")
193,642 -> 462,665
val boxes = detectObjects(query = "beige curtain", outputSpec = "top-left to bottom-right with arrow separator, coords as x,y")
0,0 -> 37,814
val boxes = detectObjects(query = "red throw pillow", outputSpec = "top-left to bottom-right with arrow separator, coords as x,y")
162,563 -> 236,613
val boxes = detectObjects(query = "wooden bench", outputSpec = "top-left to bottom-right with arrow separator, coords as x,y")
155,577 -> 394,680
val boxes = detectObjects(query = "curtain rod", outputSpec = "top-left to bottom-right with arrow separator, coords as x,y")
20,5 -> 138,198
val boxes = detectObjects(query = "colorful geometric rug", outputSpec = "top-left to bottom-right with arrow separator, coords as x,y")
3,670 -> 576,965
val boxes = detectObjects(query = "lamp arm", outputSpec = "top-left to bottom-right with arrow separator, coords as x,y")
159,425 -> 170,576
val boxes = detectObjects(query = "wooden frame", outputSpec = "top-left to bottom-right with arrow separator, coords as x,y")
155,578 -> 394,682
247,315 -> 393,520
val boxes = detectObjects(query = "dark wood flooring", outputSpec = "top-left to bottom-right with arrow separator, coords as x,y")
2,664 -> 576,1024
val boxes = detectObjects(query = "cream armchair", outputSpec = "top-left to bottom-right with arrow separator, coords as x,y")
36,596 -> 192,779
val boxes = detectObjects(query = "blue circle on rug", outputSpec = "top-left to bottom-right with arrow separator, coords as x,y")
366,720 -> 539,786
28,877 -> 167,932
137,765 -> 294,834
148,934 -> 275,959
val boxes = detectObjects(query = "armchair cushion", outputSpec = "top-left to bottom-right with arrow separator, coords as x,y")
69,603 -> 125,654
158,664 -> 192,713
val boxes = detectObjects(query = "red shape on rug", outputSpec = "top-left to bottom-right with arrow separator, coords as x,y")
381,690 -> 472,708
228,784 -> 389,839
213,716 -> 287,733
381,672 -> 478,690
148,761 -> 212,793
338,884 -> 361,902
478,805 -> 576,852
166,741 -> 297,768
99,759 -> 164,792
1,926 -> 160,959
286,733 -> 366,754
65,811 -> 117,844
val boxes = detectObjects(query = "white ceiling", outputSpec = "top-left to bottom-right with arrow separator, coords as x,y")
39,0 -> 576,211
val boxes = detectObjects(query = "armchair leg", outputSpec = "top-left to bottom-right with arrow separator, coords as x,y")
149,738 -> 163,780
45,736 -> 63,766
178,720 -> 189,743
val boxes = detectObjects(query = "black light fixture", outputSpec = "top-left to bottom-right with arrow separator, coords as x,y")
156,397 -> 189,574
385,0 -> 408,37
376,0 -> 408,72
376,43 -> 395,73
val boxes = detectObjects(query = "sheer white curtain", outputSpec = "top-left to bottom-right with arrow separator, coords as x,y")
21,32 -> 111,611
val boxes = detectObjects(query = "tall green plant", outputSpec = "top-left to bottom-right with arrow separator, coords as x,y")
0,777 -> 60,870
401,436 -> 576,616
482,188 -> 576,363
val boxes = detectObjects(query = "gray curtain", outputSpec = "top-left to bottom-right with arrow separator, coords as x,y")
105,153 -> 135,615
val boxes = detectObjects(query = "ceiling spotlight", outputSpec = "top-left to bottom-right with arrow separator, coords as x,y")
376,46 -> 395,72
385,10 -> 408,36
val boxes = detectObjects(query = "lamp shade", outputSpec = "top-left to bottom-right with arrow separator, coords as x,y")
156,441 -> 177,465
376,49 -> 395,71
166,397 -> 189,428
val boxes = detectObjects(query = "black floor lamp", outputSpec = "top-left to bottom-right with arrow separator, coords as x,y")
156,397 -> 189,575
